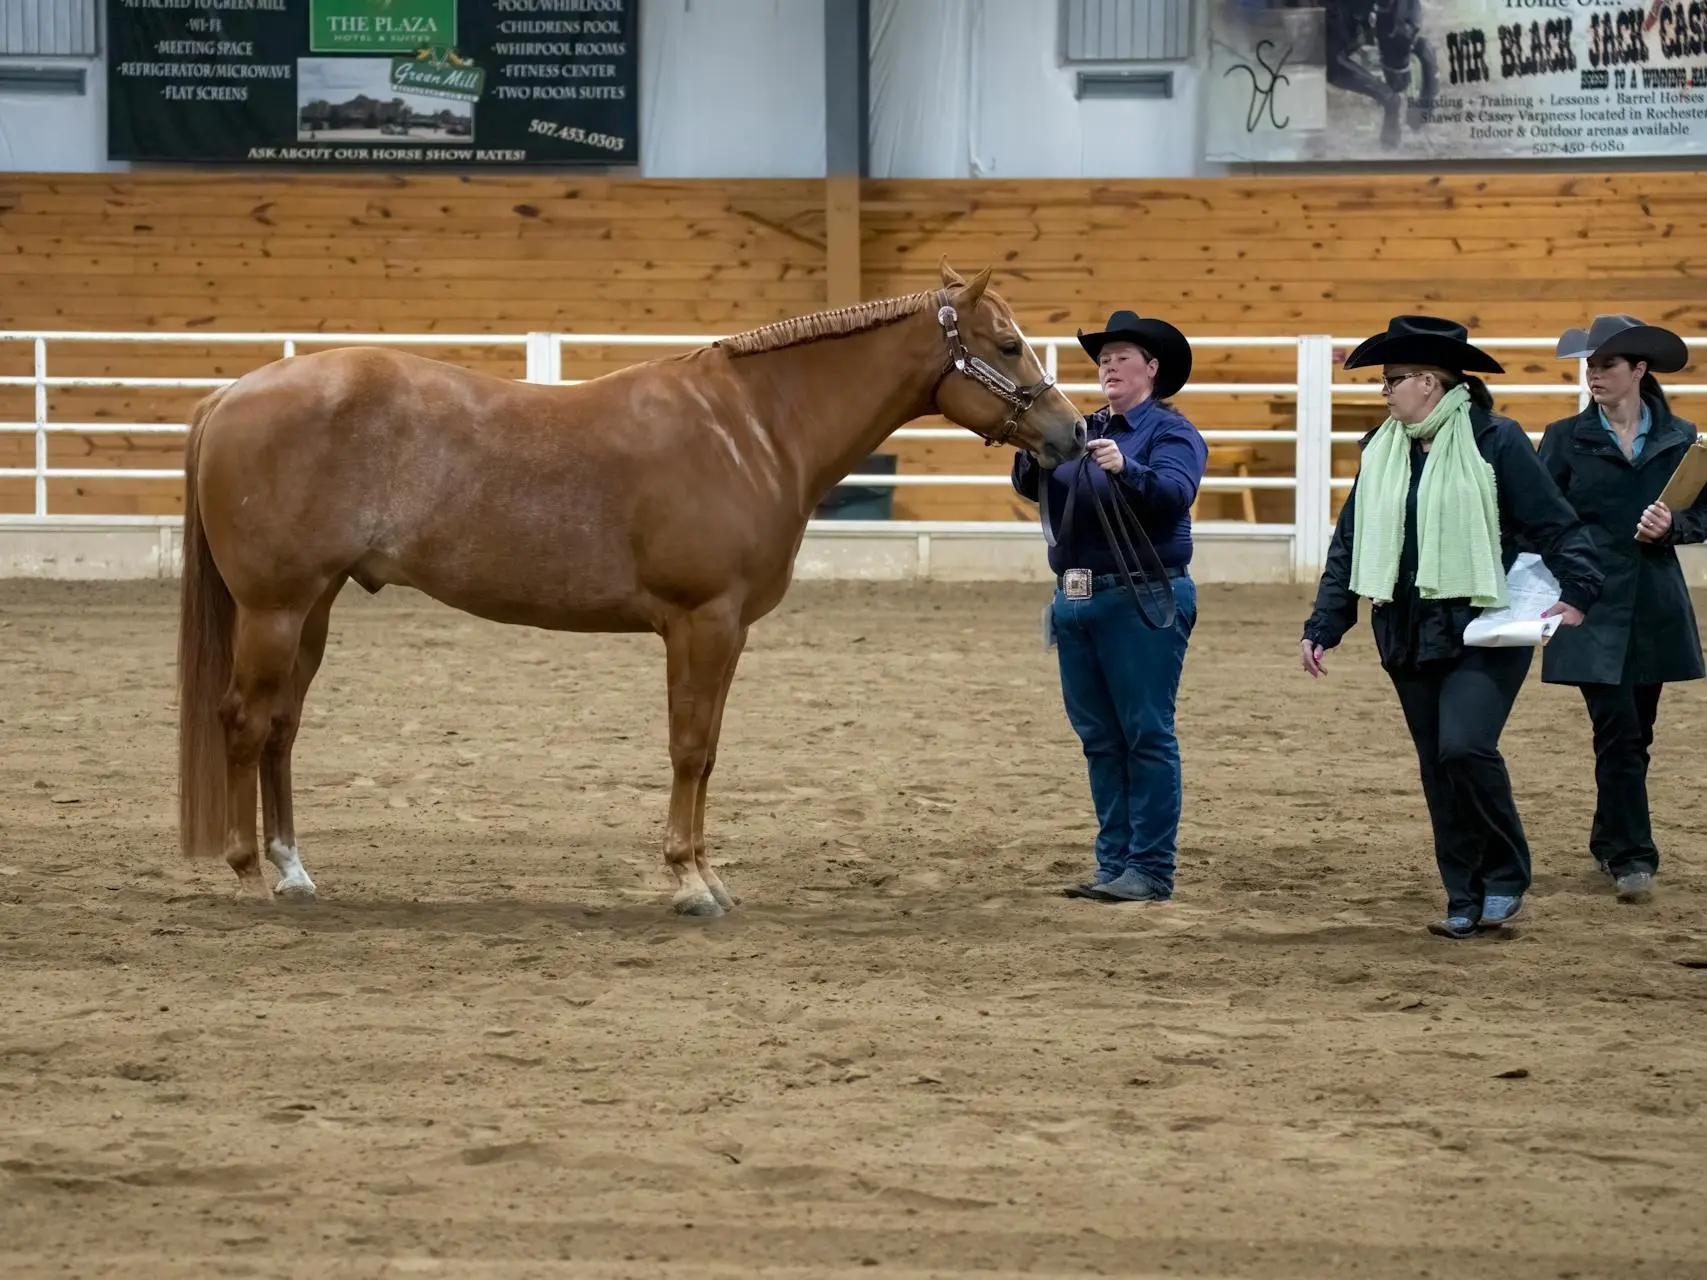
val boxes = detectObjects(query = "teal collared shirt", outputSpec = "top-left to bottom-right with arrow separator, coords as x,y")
1599,400 -> 1651,459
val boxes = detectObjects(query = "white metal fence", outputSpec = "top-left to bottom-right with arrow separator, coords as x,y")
2,329 -> 1704,574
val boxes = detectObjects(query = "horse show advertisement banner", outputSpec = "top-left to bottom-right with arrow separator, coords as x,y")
106,0 -> 638,166
1204,1 -> 1707,163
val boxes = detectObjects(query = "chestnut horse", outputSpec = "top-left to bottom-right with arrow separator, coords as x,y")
176,261 -> 1086,917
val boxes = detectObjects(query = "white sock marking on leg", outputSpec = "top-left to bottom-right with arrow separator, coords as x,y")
266,839 -> 317,896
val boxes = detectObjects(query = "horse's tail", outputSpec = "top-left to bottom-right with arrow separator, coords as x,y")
177,389 -> 235,860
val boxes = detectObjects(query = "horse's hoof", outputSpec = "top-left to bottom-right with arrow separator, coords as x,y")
273,877 -> 318,902
674,891 -> 725,919
709,883 -> 736,912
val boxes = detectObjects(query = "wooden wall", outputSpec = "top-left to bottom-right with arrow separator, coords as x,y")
860,174 -> 1707,523
3,171 -> 1705,523
0,174 -> 828,517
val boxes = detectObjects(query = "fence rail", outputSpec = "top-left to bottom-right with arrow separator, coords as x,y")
4,328 -> 1706,574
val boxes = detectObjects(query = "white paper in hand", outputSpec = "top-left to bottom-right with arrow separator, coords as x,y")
1463,552 -> 1563,648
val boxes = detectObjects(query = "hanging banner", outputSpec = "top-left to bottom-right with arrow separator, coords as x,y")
106,0 -> 639,166
1204,2 -> 1707,163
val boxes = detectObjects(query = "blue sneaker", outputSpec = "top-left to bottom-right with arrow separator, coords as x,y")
1086,868 -> 1171,903
1428,914 -> 1478,939
1479,895 -> 1523,929
1062,867 -> 1119,899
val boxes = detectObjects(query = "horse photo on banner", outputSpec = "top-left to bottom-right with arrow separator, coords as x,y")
1205,0 -> 1699,164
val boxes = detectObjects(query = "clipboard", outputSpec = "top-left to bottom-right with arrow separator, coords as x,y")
1658,433 -> 1707,512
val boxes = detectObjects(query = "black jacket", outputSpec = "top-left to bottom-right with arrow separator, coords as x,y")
1303,404 -> 1603,672
1533,394 -> 1707,686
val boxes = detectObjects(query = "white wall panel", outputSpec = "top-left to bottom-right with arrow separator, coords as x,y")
0,56 -> 111,170
870,0 -> 1203,180
640,0 -> 826,178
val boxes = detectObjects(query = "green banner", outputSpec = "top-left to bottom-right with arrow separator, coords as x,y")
106,0 -> 639,167
310,0 -> 458,55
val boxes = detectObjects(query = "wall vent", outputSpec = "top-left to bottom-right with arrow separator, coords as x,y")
0,0 -> 101,57
1074,70 -> 1174,100
1060,0 -> 1193,63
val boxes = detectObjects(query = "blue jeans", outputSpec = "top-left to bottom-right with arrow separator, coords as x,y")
1051,573 -> 1197,895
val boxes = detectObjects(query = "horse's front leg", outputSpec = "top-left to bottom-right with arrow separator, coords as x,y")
693,624 -> 748,913
662,605 -> 744,918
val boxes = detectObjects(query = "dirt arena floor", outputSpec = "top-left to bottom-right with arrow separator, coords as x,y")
2,577 -> 1704,1279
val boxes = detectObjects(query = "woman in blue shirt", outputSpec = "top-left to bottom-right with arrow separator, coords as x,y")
1012,310 -> 1209,904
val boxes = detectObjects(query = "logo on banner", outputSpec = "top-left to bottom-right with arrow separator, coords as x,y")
311,0 -> 458,55
390,46 -> 484,103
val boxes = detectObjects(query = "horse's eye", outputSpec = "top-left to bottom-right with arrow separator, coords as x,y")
999,342 -> 1022,357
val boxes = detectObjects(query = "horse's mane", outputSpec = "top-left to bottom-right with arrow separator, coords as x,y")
712,289 -> 941,358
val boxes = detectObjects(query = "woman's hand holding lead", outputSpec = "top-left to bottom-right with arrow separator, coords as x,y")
1086,439 -> 1125,474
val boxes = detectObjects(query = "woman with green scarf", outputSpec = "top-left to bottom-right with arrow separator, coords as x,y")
1298,316 -> 1604,940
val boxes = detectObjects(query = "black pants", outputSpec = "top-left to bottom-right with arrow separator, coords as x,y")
1578,679 -> 1663,876
1389,647 -> 1533,919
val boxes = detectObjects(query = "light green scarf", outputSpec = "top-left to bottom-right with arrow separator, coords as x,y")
1348,382 -> 1506,608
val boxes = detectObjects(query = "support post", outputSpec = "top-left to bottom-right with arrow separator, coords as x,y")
34,338 -> 47,518
825,175 -> 861,308
1292,335 -> 1335,580
824,0 -> 867,307
525,332 -> 562,384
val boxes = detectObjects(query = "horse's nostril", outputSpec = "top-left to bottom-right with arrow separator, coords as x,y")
1073,421 -> 1088,447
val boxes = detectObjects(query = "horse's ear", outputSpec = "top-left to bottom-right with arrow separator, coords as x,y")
938,257 -> 965,287
951,265 -> 992,310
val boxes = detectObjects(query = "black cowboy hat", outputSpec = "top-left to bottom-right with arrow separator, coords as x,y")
1076,309 -> 1193,400
1342,314 -> 1505,375
1555,314 -> 1689,373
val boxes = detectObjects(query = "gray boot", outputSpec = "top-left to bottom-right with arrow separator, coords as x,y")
1615,870 -> 1655,904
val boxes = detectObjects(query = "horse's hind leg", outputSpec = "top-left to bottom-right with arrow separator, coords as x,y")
261,578 -> 342,900
693,625 -> 748,913
221,603 -> 308,898
662,605 -> 743,918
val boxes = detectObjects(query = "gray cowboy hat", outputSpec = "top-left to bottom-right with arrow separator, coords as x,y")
1343,314 -> 1505,375
1555,314 -> 1689,373
1076,309 -> 1193,400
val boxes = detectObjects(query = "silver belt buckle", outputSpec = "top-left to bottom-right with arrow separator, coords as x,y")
1062,568 -> 1093,600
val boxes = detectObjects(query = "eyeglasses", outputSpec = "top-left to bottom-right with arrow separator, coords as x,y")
1379,372 -> 1425,392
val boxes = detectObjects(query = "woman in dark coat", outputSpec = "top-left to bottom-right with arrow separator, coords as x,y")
1298,316 -> 1603,939
1538,315 -> 1707,905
